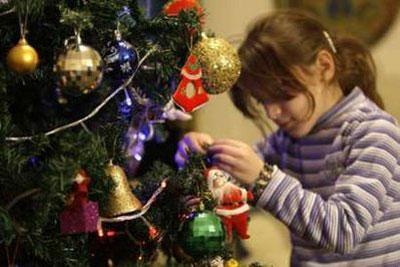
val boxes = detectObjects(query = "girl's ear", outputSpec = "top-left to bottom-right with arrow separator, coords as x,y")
315,49 -> 335,83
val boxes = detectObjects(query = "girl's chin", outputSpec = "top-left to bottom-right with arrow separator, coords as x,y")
283,126 -> 311,139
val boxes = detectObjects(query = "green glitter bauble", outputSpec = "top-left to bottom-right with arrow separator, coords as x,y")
178,211 -> 225,258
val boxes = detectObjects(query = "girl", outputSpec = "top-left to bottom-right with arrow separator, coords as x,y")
175,10 -> 400,266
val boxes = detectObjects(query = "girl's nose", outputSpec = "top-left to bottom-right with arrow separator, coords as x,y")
265,103 -> 282,120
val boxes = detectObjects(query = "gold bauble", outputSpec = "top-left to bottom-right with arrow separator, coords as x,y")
101,163 -> 143,218
192,36 -> 241,94
54,43 -> 103,96
6,37 -> 39,74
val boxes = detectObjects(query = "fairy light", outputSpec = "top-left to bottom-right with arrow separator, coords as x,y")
106,230 -> 116,237
97,222 -> 104,237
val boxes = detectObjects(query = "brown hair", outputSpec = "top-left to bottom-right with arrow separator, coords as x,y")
230,9 -> 384,122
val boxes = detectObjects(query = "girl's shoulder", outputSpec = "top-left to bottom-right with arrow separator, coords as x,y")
341,107 -> 400,143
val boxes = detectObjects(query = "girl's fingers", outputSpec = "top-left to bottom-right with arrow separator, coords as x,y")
175,132 -> 214,167
208,144 -> 242,157
174,152 -> 186,168
177,142 -> 190,158
183,133 -> 213,153
213,138 -> 244,148
183,135 -> 204,152
198,133 -> 214,147
212,153 -> 237,168
213,161 -> 233,174
184,197 -> 201,208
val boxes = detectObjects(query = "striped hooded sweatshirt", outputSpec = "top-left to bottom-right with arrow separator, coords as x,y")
256,87 -> 400,266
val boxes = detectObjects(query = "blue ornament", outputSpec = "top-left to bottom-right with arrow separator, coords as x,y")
27,156 -> 41,169
118,89 -> 134,121
103,34 -> 139,84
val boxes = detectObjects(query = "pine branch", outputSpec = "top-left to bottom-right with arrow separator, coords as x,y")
6,47 -> 156,142
0,0 -> 204,265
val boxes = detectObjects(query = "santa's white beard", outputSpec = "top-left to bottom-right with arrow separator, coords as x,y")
212,186 -> 224,205
212,183 -> 240,205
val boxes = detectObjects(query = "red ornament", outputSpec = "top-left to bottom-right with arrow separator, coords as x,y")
60,170 -> 99,234
163,0 -> 203,17
173,54 -> 209,112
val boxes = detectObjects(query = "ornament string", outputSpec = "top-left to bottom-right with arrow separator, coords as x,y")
17,2 -> 29,38
100,178 -> 167,223
139,215 -> 152,228
17,7 -> 23,38
6,47 -> 156,142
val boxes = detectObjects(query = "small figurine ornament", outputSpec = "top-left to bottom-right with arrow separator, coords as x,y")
173,54 -> 209,112
60,170 -> 99,234
205,168 -> 253,241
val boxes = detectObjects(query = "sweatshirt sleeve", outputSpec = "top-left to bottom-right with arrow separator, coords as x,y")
256,116 -> 400,254
253,132 -> 281,165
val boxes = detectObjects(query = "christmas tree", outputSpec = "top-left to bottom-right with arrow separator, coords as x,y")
0,0 -> 246,266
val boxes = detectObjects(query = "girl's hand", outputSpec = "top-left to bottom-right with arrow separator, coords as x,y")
208,139 -> 264,185
174,132 -> 214,168
181,195 -> 201,213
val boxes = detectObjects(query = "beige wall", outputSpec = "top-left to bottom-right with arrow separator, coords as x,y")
197,1 -> 291,266
194,0 -> 271,144
195,1 -> 400,266
375,13 -> 400,120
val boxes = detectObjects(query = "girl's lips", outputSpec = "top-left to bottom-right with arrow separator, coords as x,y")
280,121 -> 297,132
276,120 -> 291,129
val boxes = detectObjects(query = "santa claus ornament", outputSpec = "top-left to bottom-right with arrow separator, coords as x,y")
205,168 -> 253,241
173,54 -> 209,112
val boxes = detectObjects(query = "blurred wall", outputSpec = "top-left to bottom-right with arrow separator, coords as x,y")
197,1 -> 291,266
195,0 -> 400,266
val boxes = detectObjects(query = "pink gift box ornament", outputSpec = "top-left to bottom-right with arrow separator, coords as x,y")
60,170 -> 99,234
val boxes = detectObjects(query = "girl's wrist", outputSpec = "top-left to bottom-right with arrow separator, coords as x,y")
250,163 -> 276,204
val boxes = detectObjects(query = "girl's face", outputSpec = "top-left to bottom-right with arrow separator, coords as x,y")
263,93 -> 319,138
261,61 -> 342,138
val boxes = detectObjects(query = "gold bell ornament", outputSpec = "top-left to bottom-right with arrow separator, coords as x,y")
192,34 -> 241,94
101,162 -> 143,218
54,31 -> 103,96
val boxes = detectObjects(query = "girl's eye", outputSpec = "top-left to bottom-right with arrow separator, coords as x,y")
262,99 -> 277,106
256,99 -> 272,106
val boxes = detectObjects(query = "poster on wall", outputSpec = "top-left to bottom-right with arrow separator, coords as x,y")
274,0 -> 400,46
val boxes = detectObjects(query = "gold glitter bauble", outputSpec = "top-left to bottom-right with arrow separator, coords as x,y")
101,163 -> 143,218
192,36 -> 241,94
54,42 -> 103,96
6,38 -> 39,74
